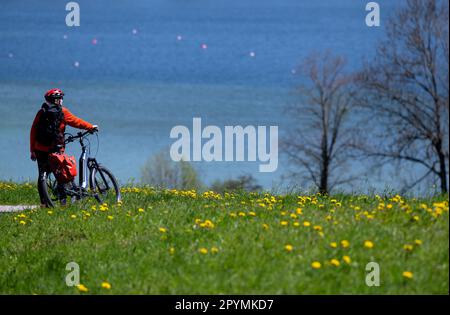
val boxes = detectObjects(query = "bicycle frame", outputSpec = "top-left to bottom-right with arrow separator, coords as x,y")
77,135 -> 110,192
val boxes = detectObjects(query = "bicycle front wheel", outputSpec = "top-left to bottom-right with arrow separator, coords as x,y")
89,165 -> 122,204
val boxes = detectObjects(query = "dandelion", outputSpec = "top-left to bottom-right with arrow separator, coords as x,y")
248,211 -> 256,217
284,244 -> 293,252
402,271 -> 413,279
101,282 -> 112,289
342,255 -> 351,264
200,220 -> 215,229
280,221 -> 288,226
19,220 -> 26,225
138,208 -> 145,213
313,225 -> 322,231
403,244 -> 414,251
77,284 -> 88,292
364,240 -> 374,249
414,239 -> 423,246
330,259 -> 340,267
330,242 -> 338,248
159,227 -> 167,233
47,211 -> 53,215
303,221 -> 311,227
70,214 -> 77,219
296,208 -> 303,215
211,247 -> 219,254
199,248 -> 208,254
341,240 -> 350,248
293,222 -> 300,227
107,215 -> 114,220
238,212 -> 246,217
311,261 -> 321,269
169,247 -> 175,255
262,223 -> 269,230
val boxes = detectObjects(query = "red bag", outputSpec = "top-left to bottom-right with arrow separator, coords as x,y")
48,153 -> 77,183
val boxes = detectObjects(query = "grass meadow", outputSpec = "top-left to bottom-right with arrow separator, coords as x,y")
0,182 -> 448,294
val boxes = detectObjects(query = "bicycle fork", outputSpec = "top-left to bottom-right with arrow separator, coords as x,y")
79,148 -> 88,189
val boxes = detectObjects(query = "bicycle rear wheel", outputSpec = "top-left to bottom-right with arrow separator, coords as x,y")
89,165 -> 121,204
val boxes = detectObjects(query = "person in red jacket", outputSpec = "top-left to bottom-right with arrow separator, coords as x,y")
30,88 -> 98,206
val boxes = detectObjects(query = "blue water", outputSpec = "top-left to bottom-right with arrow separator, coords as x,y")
0,0 -> 404,190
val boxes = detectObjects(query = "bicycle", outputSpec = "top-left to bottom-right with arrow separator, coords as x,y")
39,130 -> 122,207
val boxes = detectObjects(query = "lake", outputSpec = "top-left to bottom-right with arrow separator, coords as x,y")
0,0 -> 403,190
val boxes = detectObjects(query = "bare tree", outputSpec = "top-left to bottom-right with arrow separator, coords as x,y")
282,52 -> 358,194
356,0 -> 449,193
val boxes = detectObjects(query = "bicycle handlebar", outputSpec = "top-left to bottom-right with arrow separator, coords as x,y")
64,129 -> 97,144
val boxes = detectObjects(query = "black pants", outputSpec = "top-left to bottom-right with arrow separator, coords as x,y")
36,151 -> 67,205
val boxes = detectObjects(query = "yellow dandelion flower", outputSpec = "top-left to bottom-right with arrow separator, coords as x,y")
296,208 -> 303,215
280,221 -> 288,226
138,208 -> 145,213
262,223 -> 269,230
169,247 -> 175,254
403,244 -> 414,251
19,220 -> 26,225
101,282 -> 112,289
77,284 -> 88,292
107,215 -> 114,220
402,271 -> 413,279
330,259 -> 340,267
47,211 -> 53,215
330,242 -> 338,248
248,211 -> 256,217
211,247 -> 219,254
238,212 -> 246,217
199,248 -> 208,254
303,221 -> 311,227
313,225 -> 322,231
414,239 -> 422,246
284,244 -> 293,252
159,227 -> 167,233
70,214 -> 77,219
342,255 -> 351,264
341,240 -> 350,248
293,221 -> 300,227
311,261 -> 322,269
364,240 -> 374,249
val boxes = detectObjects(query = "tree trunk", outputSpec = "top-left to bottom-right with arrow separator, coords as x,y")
436,140 -> 448,193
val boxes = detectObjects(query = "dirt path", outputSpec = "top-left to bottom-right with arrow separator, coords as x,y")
0,205 -> 39,213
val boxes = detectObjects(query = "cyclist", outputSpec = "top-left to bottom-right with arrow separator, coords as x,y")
30,88 -> 98,206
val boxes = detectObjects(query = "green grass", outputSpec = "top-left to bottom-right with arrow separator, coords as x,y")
0,182 -> 448,294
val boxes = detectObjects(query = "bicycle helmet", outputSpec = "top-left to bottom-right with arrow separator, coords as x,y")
44,88 -> 64,103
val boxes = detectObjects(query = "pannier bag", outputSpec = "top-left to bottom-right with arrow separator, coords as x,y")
48,153 -> 77,183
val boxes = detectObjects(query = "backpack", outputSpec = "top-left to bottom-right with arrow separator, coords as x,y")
48,153 -> 77,183
35,103 -> 64,149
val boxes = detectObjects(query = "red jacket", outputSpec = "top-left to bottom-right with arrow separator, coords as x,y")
30,106 -> 94,153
